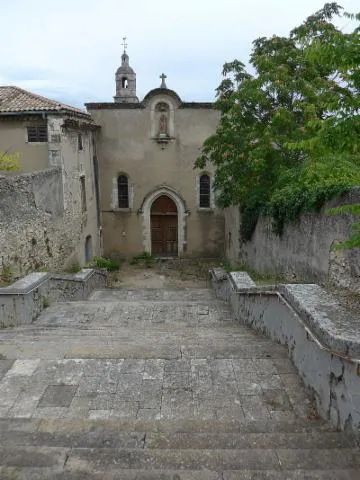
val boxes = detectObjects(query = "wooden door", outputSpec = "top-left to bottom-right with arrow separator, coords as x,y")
151,196 -> 178,256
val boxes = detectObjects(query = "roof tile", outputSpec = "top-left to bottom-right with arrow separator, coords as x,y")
0,86 -> 89,117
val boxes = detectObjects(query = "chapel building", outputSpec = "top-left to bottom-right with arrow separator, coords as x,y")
86,48 -> 224,258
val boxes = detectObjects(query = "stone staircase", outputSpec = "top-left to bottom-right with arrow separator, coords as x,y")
0,287 -> 358,479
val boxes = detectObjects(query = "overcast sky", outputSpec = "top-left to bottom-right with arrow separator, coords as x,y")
1,0 -> 357,108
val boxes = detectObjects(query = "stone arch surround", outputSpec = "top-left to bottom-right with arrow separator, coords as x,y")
140,186 -> 188,256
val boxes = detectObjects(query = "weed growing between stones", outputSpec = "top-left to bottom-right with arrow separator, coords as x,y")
69,263 -> 81,273
233,262 -> 291,285
42,297 -> 50,308
0,264 -> 14,286
130,252 -> 156,267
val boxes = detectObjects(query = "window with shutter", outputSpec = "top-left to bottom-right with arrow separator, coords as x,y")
27,125 -> 48,142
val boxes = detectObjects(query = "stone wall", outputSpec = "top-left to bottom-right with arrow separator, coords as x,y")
0,168 -> 96,276
224,188 -> 360,292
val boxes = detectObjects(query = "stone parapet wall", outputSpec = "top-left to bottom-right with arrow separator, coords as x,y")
0,272 -> 50,327
49,269 -> 107,303
0,269 -> 107,327
211,268 -> 360,435
224,188 -> 360,292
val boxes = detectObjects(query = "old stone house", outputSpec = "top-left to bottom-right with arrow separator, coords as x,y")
86,49 -> 224,258
0,87 -> 101,272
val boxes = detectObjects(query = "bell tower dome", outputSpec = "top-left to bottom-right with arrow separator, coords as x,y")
114,37 -> 139,103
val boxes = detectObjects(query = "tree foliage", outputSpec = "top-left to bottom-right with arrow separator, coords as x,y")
196,3 -> 360,244
0,151 -> 20,171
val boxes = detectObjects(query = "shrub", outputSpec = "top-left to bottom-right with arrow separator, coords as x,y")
0,151 -> 20,171
90,256 -> 120,271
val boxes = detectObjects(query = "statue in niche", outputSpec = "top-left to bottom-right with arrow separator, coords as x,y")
156,102 -> 169,137
159,113 -> 168,135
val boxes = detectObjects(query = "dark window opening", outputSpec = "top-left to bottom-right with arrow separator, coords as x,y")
199,174 -> 211,208
122,77 -> 128,88
118,175 -> 129,208
27,125 -> 47,142
78,133 -> 83,151
80,176 -> 87,212
85,235 -> 93,263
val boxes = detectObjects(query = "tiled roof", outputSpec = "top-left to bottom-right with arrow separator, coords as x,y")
0,86 -> 89,117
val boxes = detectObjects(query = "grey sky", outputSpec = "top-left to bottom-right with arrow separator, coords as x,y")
1,0 -> 357,108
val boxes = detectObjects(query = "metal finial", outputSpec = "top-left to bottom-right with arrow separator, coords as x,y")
160,73 -> 167,88
122,36 -> 128,53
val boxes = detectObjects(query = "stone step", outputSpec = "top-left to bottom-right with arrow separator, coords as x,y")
0,417 -> 341,436
0,445 -> 359,471
0,468 -> 220,480
223,472 -> 359,480
1,284 -> 358,477
0,468 -> 359,480
88,288 -> 217,303
144,431 -> 357,450
0,428 -> 356,450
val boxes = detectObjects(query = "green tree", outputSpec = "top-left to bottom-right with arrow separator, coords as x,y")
0,151 -> 20,171
196,3 -> 360,242
299,7 -> 360,248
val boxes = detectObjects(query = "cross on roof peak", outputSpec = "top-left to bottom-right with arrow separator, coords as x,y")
122,36 -> 128,53
160,73 -> 167,88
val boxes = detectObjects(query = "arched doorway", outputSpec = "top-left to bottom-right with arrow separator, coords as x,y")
151,195 -> 178,256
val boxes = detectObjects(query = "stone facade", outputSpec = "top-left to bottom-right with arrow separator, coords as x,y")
224,188 -> 360,292
86,54 -> 224,259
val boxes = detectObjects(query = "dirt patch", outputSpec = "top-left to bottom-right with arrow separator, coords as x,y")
108,258 -> 222,290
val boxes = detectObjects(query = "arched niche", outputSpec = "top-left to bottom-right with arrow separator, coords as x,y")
149,98 -> 175,139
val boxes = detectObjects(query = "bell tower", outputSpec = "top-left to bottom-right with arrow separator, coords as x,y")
114,37 -> 139,103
